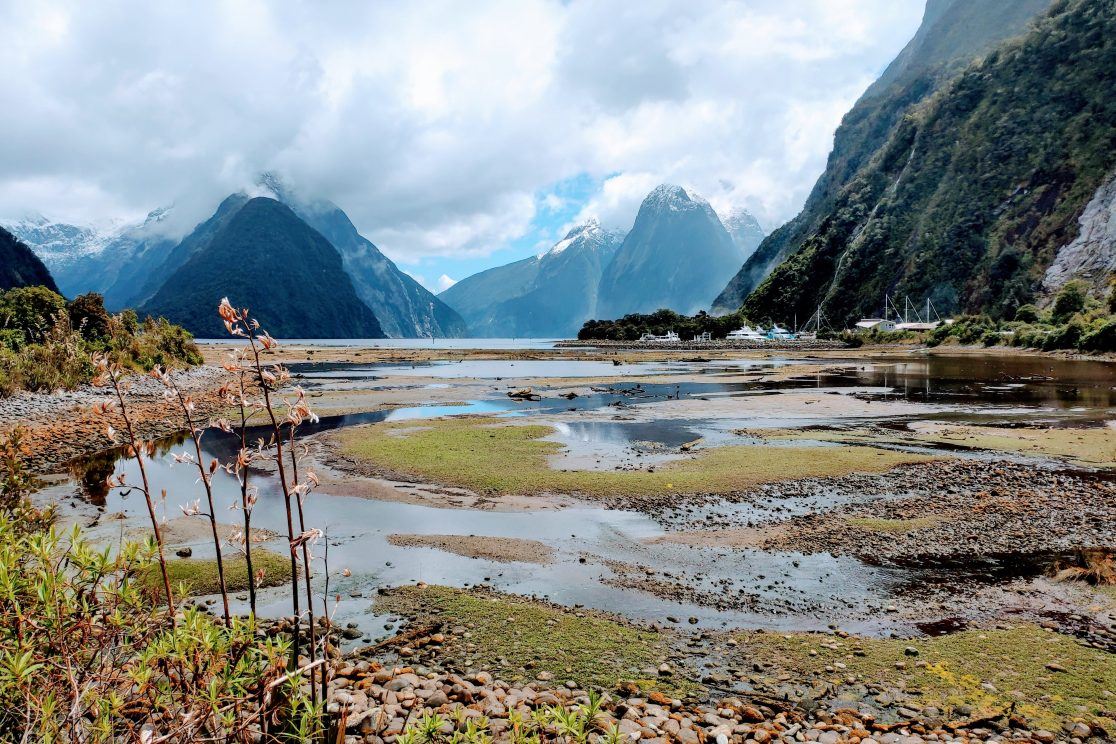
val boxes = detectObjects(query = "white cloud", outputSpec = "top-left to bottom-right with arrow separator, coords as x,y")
436,274 -> 457,292
0,0 -> 924,264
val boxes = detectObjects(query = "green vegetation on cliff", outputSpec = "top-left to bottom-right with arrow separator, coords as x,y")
141,197 -> 384,339
738,0 -> 1116,325
0,227 -> 58,293
713,0 -> 1055,315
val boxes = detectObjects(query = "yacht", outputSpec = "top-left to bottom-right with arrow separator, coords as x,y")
767,324 -> 796,340
638,330 -> 680,343
726,325 -> 766,342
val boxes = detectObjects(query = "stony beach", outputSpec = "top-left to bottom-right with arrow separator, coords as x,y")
11,343 -> 1116,742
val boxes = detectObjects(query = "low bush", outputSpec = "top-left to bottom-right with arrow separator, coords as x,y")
0,288 -> 201,395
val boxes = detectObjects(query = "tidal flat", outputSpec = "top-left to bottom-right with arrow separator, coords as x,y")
21,343 -> 1116,735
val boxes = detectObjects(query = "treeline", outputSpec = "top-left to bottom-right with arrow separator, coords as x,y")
854,280 -> 1116,353
0,286 -> 201,395
579,309 -> 763,341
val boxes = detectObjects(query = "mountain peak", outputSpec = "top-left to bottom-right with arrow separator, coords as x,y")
540,219 -> 622,258
642,184 -> 709,213
721,206 -> 762,232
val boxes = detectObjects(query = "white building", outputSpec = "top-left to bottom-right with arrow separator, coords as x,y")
854,318 -> 896,332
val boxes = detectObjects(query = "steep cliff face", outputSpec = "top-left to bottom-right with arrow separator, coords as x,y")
597,185 -> 741,318
257,175 -> 467,338
0,227 -> 58,293
1043,171 -> 1116,296
727,0 -> 1116,325
140,198 -> 383,338
713,0 -> 1054,315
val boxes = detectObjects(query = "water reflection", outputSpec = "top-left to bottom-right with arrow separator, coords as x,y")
54,352 -> 1114,640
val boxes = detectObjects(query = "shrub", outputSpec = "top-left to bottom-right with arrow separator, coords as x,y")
0,286 -> 201,396
1079,317 -> 1116,352
67,292 -> 113,343
1051,280 -> 1088,323
1013,303 -> 1041,323
0,286 -> 66,345
1042,319 -> 1086,351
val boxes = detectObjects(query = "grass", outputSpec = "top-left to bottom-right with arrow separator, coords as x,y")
335,417 -> 933,499
375,585 -> 686,693
845,516 -> 941,533
139,549 -> 291,600
735,626 -> 1116,729
915,425 -> 1116,467
766,424 -> 1116,468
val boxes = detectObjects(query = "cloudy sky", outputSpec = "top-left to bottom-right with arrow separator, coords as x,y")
0,0 -> 924,290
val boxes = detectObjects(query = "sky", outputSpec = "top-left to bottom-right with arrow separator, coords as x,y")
0,0 -> 924,291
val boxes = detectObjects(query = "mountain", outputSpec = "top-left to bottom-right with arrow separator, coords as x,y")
5,208 -> 179,309
726,0 -> 1115,326
712,0 -> 1055,315
597,185 -> 743,318
720,207 -> 765,262
0,227 -> 58,292
256,175 -> 467,338
439,220 -> 623,337
9,176 -> 467,338
140,197 -> 384,338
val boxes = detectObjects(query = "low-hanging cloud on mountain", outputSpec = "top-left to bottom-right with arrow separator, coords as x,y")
0,0 -> 922,265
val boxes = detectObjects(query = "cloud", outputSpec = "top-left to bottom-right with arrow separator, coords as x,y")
436,274 -> 457,292
0,0 -> 923,266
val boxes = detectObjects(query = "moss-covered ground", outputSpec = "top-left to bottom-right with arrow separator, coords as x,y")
844,516 -> 942,533
764,424 -> 1116,468
734,626 -> 1116,729
375,585 -> 690,693
335,417 -> 933,499
140,549 -> 291,600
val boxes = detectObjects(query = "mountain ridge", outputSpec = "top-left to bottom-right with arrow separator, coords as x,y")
0,227 -> 59,293
736,0 -> 1116,325
712,0 -> 1055,315
439,220 -> 622,337
140,197 -> 384,339
597,184 -> 743,318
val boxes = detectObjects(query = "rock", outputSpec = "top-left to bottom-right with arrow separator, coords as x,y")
425,691 -> 448,707
1032,730 -> 1056,743
1069,722 -> 1092,738
175,547 -> 192,558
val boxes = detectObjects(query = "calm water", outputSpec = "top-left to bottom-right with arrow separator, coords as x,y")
53,352 -> 1115,641
196,338 -> 564,350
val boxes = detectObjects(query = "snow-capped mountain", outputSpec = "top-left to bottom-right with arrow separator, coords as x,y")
720,206 -> 765,262
440,220 -> 624,337
4,208 -> 178,307
596,184 -> 744,317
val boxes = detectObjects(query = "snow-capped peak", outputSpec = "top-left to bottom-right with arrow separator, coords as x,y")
538,218 -> 618,259
720,206 -> 763,234
642,183 -> 710,213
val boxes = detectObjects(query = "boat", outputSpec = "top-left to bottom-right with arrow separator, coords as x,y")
726,325 -> 766,342
638,330 -> 680,344
766,324 -> 796,340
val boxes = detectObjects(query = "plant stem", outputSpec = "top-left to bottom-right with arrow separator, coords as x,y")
235,369 -> 257,616
109,373 -> 174,617
173,379 -> 230,626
